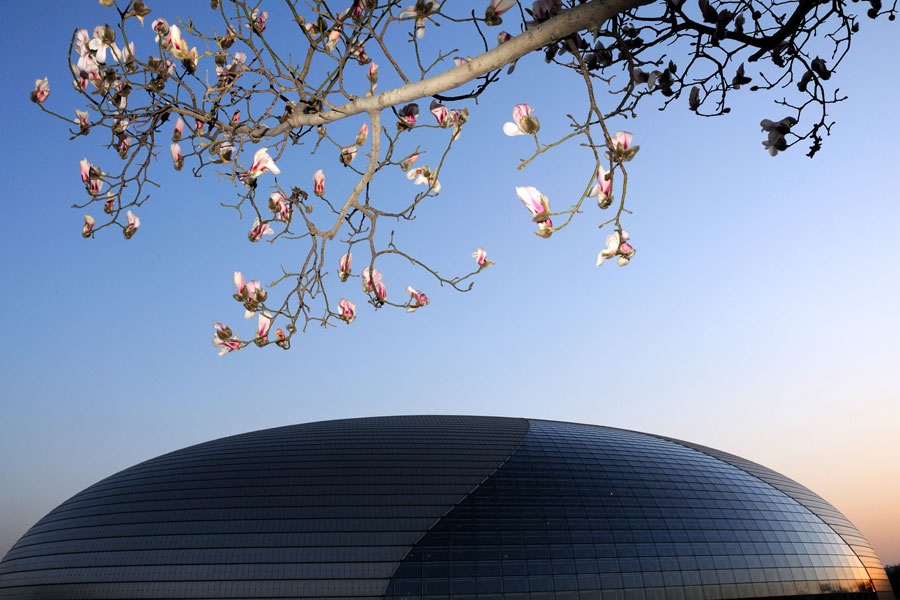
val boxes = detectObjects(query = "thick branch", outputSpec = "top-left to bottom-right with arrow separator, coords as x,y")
247,0 -> 653,135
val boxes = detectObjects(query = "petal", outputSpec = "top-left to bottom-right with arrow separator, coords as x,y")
503,122 -> 525,136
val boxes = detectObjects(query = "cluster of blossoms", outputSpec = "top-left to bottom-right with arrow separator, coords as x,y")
233,272 -> 267,319
268,192 -> 293,222
79,158 -> 104,196
70,25 -> 136,97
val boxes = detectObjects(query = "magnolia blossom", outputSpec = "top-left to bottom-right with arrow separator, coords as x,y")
496,31 -> 518,74
256,312 -> 273,339
74,109 -> 90,133
325,27 -> 342,51
349,43 -> 370,64
168,25 -> 190,59
588,165 -> 612,208
485,0 -> 517,25
516,186 -> 553,237
503,104 -> 540,136
399,1 -> 440,38
430,100 -> 449,126
75,29 -> 91,57
247,147 -> 280,179
362,267 -> 387,301
406,286 -> 430,312
31,77 -> 49,103
88,25 -> 118,64
531,0 -> 561,21
248,217 -> 274,242
233,271 -> 267,319
82,215 -> 95,238
340,146 -> 357,166
124,210 -> 140,239
356,123 -> 369,146
152,18 -> 169,43
313,169 -> 325,195
268,191 -> 293,221
453,56 -> 470,67
172,117 -> 184,141
338,252 -> 352,281
117,137 -> 132,159
606,130 -> 640,162
250,9 -> 269,33
367,62 -> 379,85
472,247 -> 493,267
596,230 -> 636,267
760,117 -> 797,156
407,166 -> 441,194
170,143 -> 184,170
398,103 -> 419,129
118,41 -> 136,67
338,298 -> 357,323
400,153 -> 419,170
80,158 -> 104,196
212,321 -> 241,356
216,141 -> 235,162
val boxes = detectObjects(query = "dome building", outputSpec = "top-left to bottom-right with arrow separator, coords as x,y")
0,416 -> 892,600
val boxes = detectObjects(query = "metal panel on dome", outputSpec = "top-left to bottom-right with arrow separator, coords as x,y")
385,419 -> 889,600
0,416 -> 529,599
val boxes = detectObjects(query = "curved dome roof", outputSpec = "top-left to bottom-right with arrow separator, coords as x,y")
0,416 -> 892,600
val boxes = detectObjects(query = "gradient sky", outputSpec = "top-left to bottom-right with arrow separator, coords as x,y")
1,1 -> 898,568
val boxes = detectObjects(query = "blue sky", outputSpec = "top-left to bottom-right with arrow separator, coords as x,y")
1,1 -> 898,566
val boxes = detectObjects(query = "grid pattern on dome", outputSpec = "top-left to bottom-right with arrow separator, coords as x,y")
0,416 -> 529,599
386,420 -> 877,600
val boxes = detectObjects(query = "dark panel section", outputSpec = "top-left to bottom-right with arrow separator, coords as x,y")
0,416 -> 529,599
387,419 -> 882,600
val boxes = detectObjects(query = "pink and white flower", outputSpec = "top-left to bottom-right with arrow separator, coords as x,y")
362,267 -> 387,301
338,298 -> 357,323
325,27 -> 342,51
170,142 -> 184,170
167,25 -> 189,59
314,169 -> 325,195
400,153 -> 419,170
80,158 -> 104,195
248,217 -> 274,242
256,312 -> 273,339
268,191 -> 293,221
212,321 -> 241,356
250,9 -> 269,33
75,29 -> 91,57
516,186 -> 551,221
503,103 -> 539,136
123,210 -> 140,239
248,147 -> 281,179
152,18 -> 169,43
606,130 -> 640,161
407,165 -> 441,194
406,286 -> 430,312
472,247 -> 493,267
356,123 -> 369,146
88,26 -> 118,64
82,215 -> 95,238
75,109 -> 90,131
117,137 -> 132,159
172,117 -> 184,141
430,100 -> 449,126
368,62 -> 379,84
588,165 -> 612,207
398,103 -> 419,129
596,230 -> 636,267
31,77 -> 49,103
338,252 -> 352,281
485,0 -> 517,25
340,146 -> 357,166
399,1 -> 441,38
